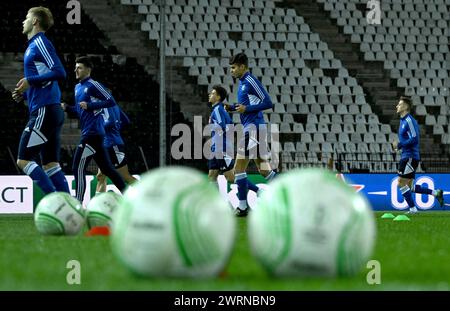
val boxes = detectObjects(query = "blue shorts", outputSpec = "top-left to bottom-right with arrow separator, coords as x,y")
397,158 -> 419,179
106,144 -> 128,169
18,104 -> 64,164
237,126 -> 270,159
208,155 -> 234,173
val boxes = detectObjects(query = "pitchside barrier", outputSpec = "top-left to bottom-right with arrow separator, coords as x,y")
0,174 -> 449,214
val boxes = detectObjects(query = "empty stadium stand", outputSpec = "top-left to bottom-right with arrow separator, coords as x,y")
0,0 -> 193,173
119,0 -> 448,172
1,0 -> 448,174
281,0 -> 448,164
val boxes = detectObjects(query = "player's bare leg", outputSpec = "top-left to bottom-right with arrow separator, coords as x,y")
17,159 -> 30,171
117,165 -> 137,185
96,169 -> 107,193
97,165 -> 137,193
254,158 -> 277,182
223,169 -> 235,183
234,156 -> 250,174
254,158 -> 271,178
208,169 -> 220,187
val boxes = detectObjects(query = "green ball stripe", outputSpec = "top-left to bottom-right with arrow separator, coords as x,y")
274,185 -> 292,268
87,211 -> 112,221
188,191 -> 222,264
184,194 -> 210,265
173,183 -> 221,267
36,213 -> 65,234
62,195 -> 84,218
255,184 -> 292,274
87,212 -> 111,229
174,185 -> 206,266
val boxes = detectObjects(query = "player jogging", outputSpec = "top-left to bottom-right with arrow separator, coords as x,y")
62,56 -> 126,203
227,53 -> 277,217
207,85 -> 261,197
12,6 -> 70,195
392,96 -> 444,214
95,105 -> 137,193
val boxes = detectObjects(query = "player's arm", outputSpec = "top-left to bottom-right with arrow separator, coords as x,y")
103,108 -> 115,130
86,83 -> 116,110
208,110 -> 223,136
224,103 -> 237,112
26,40 -> 66,86
12,90 -> 26,103
62,92 -> 79,116
61,102 -> 78,116
214,107 -> 230,135
244,81 -> 273,113
397,122 -> 418,149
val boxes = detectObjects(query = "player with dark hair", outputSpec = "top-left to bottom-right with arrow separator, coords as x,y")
62,56 -> 126,203
228,53 -> 277,216
392,96 -> 444,213
12,6 -> 70,194
95,105 -> 137,193
207,85 -> 261,197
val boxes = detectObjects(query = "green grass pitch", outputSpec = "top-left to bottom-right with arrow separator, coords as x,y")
0,212 -> 449,290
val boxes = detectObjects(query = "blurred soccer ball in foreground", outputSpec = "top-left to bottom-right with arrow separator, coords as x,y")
111,166 -> 236,277
86,192 -> 121,228
34,192 -> 85,236
248,168 -> 376,277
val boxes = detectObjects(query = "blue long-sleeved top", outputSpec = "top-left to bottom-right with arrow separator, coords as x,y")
210,102 -> 233,156
398,113 -> 420,160
23,32 -> 66,113
102,105 -> 130,148
66,77 -> 116,137
229,71 -> 272,130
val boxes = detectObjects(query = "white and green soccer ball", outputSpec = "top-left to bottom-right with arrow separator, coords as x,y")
111,166 -> 236,278
86,192 -> 121,228
248,168 -> 376,277
34,192 -> 85,236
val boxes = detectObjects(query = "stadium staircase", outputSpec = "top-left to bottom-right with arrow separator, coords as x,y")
279,0 -> 450,171
79,0 -> 208,120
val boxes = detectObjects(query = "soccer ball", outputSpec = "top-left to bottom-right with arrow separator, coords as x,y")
86,192 -> 121,229
34,192 -> 85,236
111,166 -> 236,278
248,168 -> 376,277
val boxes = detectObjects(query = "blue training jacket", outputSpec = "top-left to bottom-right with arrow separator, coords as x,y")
230,71 -> 273,131
210,102 -> 233,156
102,105 -> 130,148
398,113 -> 420,160
67,77 -> 116,137
23,32 -> 66,113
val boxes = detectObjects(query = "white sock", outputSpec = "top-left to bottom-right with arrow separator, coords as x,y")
239,200 -> 247,210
